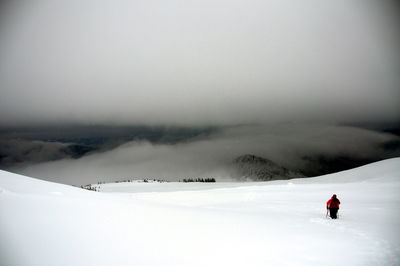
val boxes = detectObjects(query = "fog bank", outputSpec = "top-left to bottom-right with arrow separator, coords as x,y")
14,124 -> 399,185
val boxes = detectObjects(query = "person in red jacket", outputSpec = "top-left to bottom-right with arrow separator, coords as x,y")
326,194 -> 341,219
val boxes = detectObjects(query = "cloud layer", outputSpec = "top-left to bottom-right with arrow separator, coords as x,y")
15,124 -> 398,185
0,0 -> 399,126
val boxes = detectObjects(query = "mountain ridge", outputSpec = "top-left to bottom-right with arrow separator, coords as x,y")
230,154 -> 304,181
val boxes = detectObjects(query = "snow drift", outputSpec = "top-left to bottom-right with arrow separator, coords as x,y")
1,158 -> 399,266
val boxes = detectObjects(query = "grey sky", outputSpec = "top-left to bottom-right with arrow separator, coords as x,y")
0,0 -> 399,126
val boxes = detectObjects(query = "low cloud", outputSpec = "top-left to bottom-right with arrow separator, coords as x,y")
14,124 -> 399,185
0,139 -> 69,167
0,139 -> 96,169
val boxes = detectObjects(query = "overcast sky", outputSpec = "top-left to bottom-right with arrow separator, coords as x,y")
1,1 -> 399,184
0,0 -> 399,126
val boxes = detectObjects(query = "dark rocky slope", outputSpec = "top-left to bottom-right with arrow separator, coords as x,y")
230,154 -> 304,181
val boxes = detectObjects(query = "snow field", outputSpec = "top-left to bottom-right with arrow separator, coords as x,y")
0,158 -> 399,266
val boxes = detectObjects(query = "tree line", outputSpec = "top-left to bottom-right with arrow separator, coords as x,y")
180,178 -> 216,183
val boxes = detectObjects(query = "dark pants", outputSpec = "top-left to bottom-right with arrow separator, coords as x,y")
329,208 -> 339,219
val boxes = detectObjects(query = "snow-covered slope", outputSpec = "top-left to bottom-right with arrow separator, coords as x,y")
1,158 -> 399,266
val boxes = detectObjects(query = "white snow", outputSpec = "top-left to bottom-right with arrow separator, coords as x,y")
1,158 -> 399,266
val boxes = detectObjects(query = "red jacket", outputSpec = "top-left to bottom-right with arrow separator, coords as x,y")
327,195 -> 340,209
